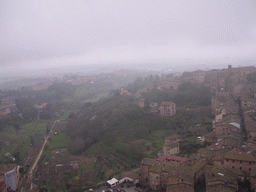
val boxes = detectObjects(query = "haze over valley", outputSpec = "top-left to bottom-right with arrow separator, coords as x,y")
1,1 -> 256,192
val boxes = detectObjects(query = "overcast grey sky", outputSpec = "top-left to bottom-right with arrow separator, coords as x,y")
1,0 -> 256,73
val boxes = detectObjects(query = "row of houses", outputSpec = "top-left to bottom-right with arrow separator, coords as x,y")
139,65 -> 256,191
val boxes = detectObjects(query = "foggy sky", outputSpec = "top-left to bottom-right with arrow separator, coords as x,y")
1,0 -> 256,74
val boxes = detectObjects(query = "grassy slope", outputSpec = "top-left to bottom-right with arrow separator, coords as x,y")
0,121 -> 47,163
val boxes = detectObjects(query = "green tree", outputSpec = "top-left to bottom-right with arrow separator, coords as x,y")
69,137 -> 85,154
30,135 -> 35,145
46,123 -> 50,134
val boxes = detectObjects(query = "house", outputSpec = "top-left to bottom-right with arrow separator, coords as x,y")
161,81 -> 181,90
223,148 -> 256,177
163,143 -> 179,156
181,70 -> 206,85
140,158 -> 155,186
217,137 -> 240,149
138,99 -> 145,108
192,159 -> 208,186
120,88 -> 131,96
157,155 -> 188,165
205,165 -> 243,192
159,102 -> 176,116
140,156 -> 209,191
214,122 -> 241,136
214,124 -> 232,136
149,102 -> 159,114
149,161 -> 194,191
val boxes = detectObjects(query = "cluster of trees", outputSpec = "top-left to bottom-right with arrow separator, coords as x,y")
65,93 -> 205,162
144,81 -> 211,107
125,74 -> 172,94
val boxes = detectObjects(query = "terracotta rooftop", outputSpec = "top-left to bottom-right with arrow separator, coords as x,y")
224,148 -> 256,162
218,137 -> 239,148
160,101 -> 175,106
192,159 -> 208,172
141,158 -> 155,166
165,142 -> 179,148
188,153 -> 202,161
157,155 -> 188,164
166,185 -> 193,192
206,165 -> 243,184
149,162 -> 194,183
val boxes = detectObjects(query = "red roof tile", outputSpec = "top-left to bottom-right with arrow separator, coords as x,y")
157,155 -> 188,164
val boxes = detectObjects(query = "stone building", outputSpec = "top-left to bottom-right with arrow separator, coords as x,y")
157,155 -> 188,165
214,122 -> 241,136
162,81 -> 181,90
159,102 -> 176,116
181,70 -> 206,85
148,161 -> 194,191
140,158 -> 155,186
140,157 -> 209,191
163,143 -> 179,156
223,148 -> 256,177
205,165 -> 243,192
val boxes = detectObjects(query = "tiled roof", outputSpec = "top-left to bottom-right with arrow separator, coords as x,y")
188,153 -> 201,160
157,155 -> 188,164
149,162 -> 194,183
206,165 -> 243,184
165,142 -> 179,148
212,155 -> 224,161
141,158 -> 155,165
160,102 -> 175,106
218,137 -> 239,148
192,159 -> 208,172
224,148 -> 256,162
166,184 -> 194,192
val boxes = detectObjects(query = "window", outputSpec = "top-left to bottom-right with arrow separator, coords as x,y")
240,161 -> 242,164
233,160 -> 234,163
226,159 -> 229,162
249,168 -> 251,172
232,166 -> 234,169
240,167 -> 242,170
249,162 -> 251,165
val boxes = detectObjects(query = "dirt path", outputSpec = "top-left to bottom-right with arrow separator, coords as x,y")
27,120 -> 57,178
